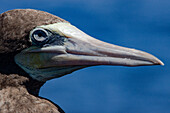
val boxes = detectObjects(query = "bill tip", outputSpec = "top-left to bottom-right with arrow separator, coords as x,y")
155,59 -> 164,66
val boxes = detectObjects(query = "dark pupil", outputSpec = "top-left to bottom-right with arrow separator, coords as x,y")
33,30 -> 47,39
38,32 -> 43,37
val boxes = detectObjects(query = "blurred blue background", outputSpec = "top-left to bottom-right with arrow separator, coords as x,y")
0,0 -> 169,113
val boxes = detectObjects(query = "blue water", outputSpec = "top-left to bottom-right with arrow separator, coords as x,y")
1,0 -> 169,113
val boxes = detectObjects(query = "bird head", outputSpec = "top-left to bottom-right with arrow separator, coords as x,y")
0,9 -> 163,82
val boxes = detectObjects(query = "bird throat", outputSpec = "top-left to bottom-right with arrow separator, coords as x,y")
14,52 -> 85,82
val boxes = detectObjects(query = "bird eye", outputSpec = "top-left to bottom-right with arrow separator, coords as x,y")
30,28 -> 50,46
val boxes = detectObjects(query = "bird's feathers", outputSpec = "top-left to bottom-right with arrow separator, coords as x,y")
0,9 -> 68,53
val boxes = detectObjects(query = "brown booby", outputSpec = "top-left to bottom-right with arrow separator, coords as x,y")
0,9 -> 163,113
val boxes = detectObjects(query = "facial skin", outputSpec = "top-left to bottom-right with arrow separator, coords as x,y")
15,23 -> 163,82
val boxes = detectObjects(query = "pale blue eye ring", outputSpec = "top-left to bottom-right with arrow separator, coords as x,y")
30,28 -> 50,46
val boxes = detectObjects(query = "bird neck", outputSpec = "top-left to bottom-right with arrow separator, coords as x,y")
0,52 -> 45,96
25,77 -> 45,96
0,73 -> 45,96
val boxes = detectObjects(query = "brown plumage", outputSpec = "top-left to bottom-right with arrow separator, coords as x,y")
0,8 -> 163,113
0,9 -> 65,113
